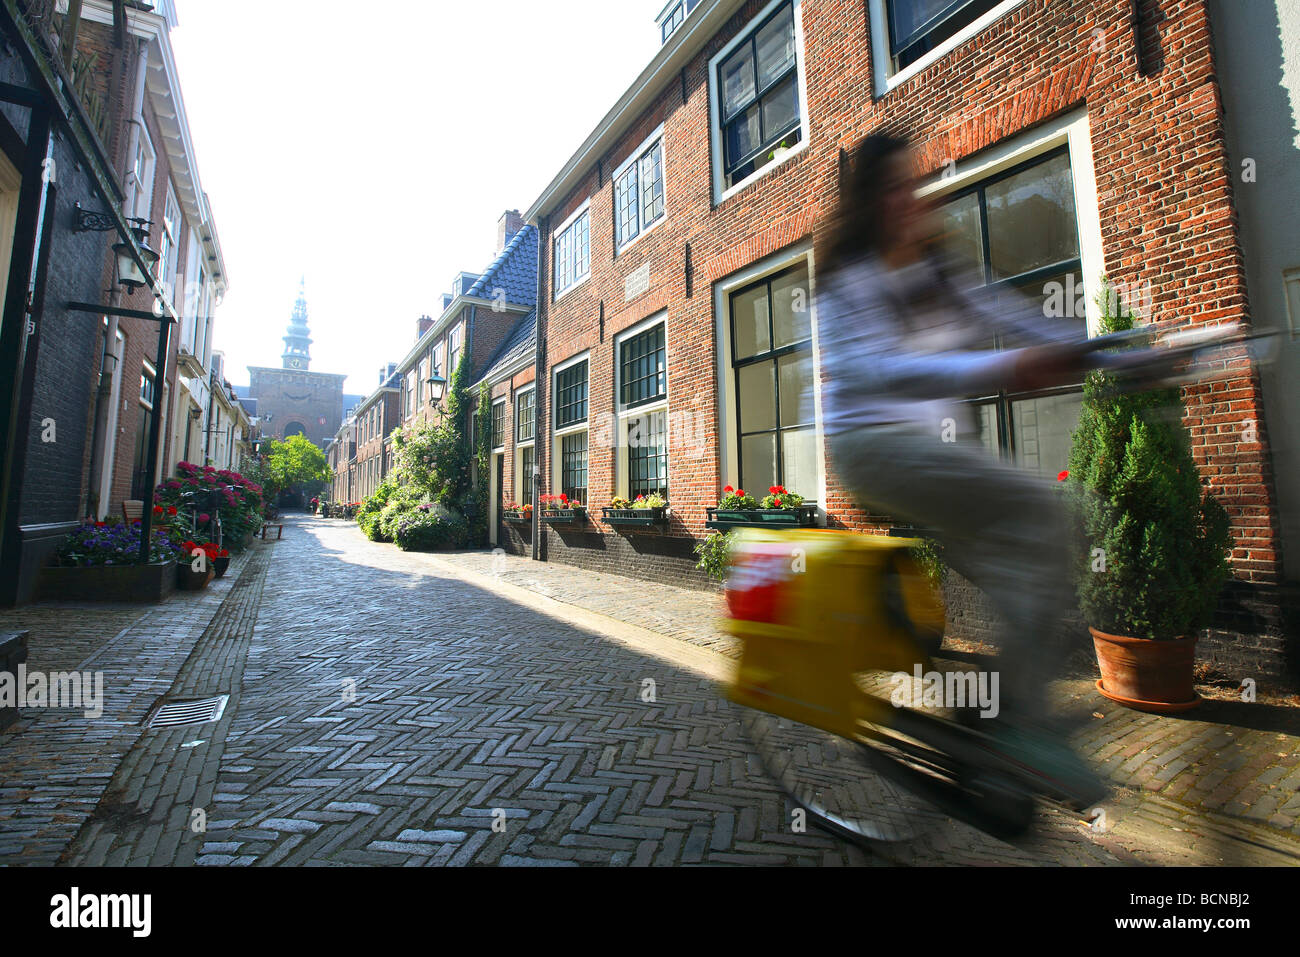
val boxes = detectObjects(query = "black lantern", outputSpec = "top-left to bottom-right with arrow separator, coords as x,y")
112,219 -> 159,291
426,369 -> 447,405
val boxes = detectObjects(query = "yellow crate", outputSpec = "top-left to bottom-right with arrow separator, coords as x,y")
723,529 -> 943,739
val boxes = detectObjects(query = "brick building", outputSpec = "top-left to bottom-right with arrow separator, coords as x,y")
0,0 -> 227,604
514,0 -> 1296,677
345,364 -> 401,503
244,281 -> 347,452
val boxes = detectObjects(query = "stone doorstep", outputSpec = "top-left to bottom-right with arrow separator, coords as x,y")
0,631 -> 30,730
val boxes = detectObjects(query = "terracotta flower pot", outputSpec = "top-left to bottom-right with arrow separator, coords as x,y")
1090,626 -> 1200,713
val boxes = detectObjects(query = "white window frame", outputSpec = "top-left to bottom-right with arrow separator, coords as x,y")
707,0 -> 811,206
491,398 -> 507,453
159,185 -> 180,296
133,124 -> 156,221
553,200 -> 591,300
614,312 -> 669,500
551,351 -> 590,498
714,242 -> 827,514
869,0 -> 1028,98
914,106 -> 1105,335
515,384 -> 537,505
613,124 -> 668,255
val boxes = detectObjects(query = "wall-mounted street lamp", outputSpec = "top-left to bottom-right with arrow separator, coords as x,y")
75,206 -> 160,291
426,369 -> 447,406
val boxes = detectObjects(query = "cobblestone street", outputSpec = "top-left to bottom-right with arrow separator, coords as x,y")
3,513 -> 1299,867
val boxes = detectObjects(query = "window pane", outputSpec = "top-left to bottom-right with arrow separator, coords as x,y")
732,283 -> 770,360
939,190 -> 984,277
556,360 -> 588,428
725,103 -> 762,171
1009,268 -> 1087,343
738,363 -> 776,432
740,432 -> 777,495
771,264 -> 811,348
778,351 -> 813,428
755,6 -> 795,91
561,431 -> 588,505
1010,391 -> 1084,478
639,142 -> 664,226
975,401 -> 999,458
720,40 -> 756,120
620,324 -> 667,407
985,152 -> 1078,281
760,75 -> 798,145
780,427 -> 817,492
628,411 -> 669,499
616,167 -> 638,246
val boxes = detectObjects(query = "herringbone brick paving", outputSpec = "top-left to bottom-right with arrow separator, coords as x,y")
5,514 -> 1298,865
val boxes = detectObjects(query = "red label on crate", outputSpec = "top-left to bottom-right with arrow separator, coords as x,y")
725,546 -> 793,624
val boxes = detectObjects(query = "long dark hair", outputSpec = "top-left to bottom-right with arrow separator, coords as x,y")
817,132 -> 912,275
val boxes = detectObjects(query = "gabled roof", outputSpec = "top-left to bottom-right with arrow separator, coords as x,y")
475,308 -> 537,387
466,224 -> 538,308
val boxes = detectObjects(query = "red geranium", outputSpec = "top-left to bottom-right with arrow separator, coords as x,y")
1057,470 -> 1069,482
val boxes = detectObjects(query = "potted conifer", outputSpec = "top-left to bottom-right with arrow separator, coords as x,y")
1065,279 -> 1231,712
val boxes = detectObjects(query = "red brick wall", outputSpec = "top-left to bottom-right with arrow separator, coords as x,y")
534,0 -> 1283,597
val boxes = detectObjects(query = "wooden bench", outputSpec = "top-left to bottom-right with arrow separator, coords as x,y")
261,523 -> 284,540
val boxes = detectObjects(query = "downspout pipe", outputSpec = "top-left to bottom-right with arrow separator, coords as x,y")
532,217 -> 546,563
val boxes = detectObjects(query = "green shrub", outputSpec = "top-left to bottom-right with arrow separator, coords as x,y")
1065,277 -> 1232,639
694,530 -> 735,582
394,511 -> 468,551
357,480 -> 396,541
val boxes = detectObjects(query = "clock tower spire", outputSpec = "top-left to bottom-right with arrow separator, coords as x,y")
282,277 -> 313,370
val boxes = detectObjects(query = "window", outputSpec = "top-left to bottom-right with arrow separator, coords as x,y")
560,431 -> 588,505
627,410 -> 668,499
729,262 -> 815,494
885,0 -> 1001,72
132,126 -> 156,220
516,389 -> 535,443
616,318 -> 669,500
619,323 -> 666,408
519,444 -> 535,504
447,325 -> 462,374
614,132 -> 665,250
555,359 -> 588,429
159,187 -> 180,293
553,205 -> 591,297
937,147 -> 1085,478
662,2 -> 684,42
491,400 -> 506,449
715,1 -> 802,190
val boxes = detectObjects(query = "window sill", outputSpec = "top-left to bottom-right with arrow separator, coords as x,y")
715,138 -> 808,208
705,504 -> 819,531
873,0 -> 1028,100
553,274 -> 590,304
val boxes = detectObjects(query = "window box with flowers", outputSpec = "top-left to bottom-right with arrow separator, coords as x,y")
705,485 -> 818,530
38,521 -> 182,602
539,494 -> 586,524
601,493 -> 669,528
503,502 -> 534,524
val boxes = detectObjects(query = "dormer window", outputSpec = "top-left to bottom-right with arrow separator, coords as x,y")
658,0 -> 699,44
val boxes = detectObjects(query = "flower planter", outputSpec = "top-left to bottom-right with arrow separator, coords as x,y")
212,555 -> 231,579
540,508 -> 586,525
706,503 -> 818,531
176,562 -> 216,591
601,506 -> 668,528
503,510 -> 533,524
38,560 -> 178,603
1090,627 -> 1200,713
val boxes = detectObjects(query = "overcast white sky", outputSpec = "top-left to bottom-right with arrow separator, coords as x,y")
170,0 -> 665,396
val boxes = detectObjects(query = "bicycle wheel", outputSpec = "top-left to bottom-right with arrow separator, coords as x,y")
742,707 -> 946,844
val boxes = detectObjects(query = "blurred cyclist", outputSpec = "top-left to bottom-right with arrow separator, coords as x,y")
815,132 -> 1105,808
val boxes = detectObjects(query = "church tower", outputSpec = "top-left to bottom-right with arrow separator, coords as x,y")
282,277 -> 313,370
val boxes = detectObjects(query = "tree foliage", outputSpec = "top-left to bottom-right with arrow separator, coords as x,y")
264,435 -> 332,496
1065,278 -> 1231,639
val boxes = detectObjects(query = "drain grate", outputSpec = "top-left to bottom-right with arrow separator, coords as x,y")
145,694 -> 228,729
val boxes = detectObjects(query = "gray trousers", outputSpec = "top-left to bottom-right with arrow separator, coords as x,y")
832,423 -> 1074,719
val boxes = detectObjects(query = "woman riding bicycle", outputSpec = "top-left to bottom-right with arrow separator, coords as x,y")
814,132 -> 1105,808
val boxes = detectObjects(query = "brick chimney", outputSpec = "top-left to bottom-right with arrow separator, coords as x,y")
417,314 -> 433,340
497,209 -> 524,253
